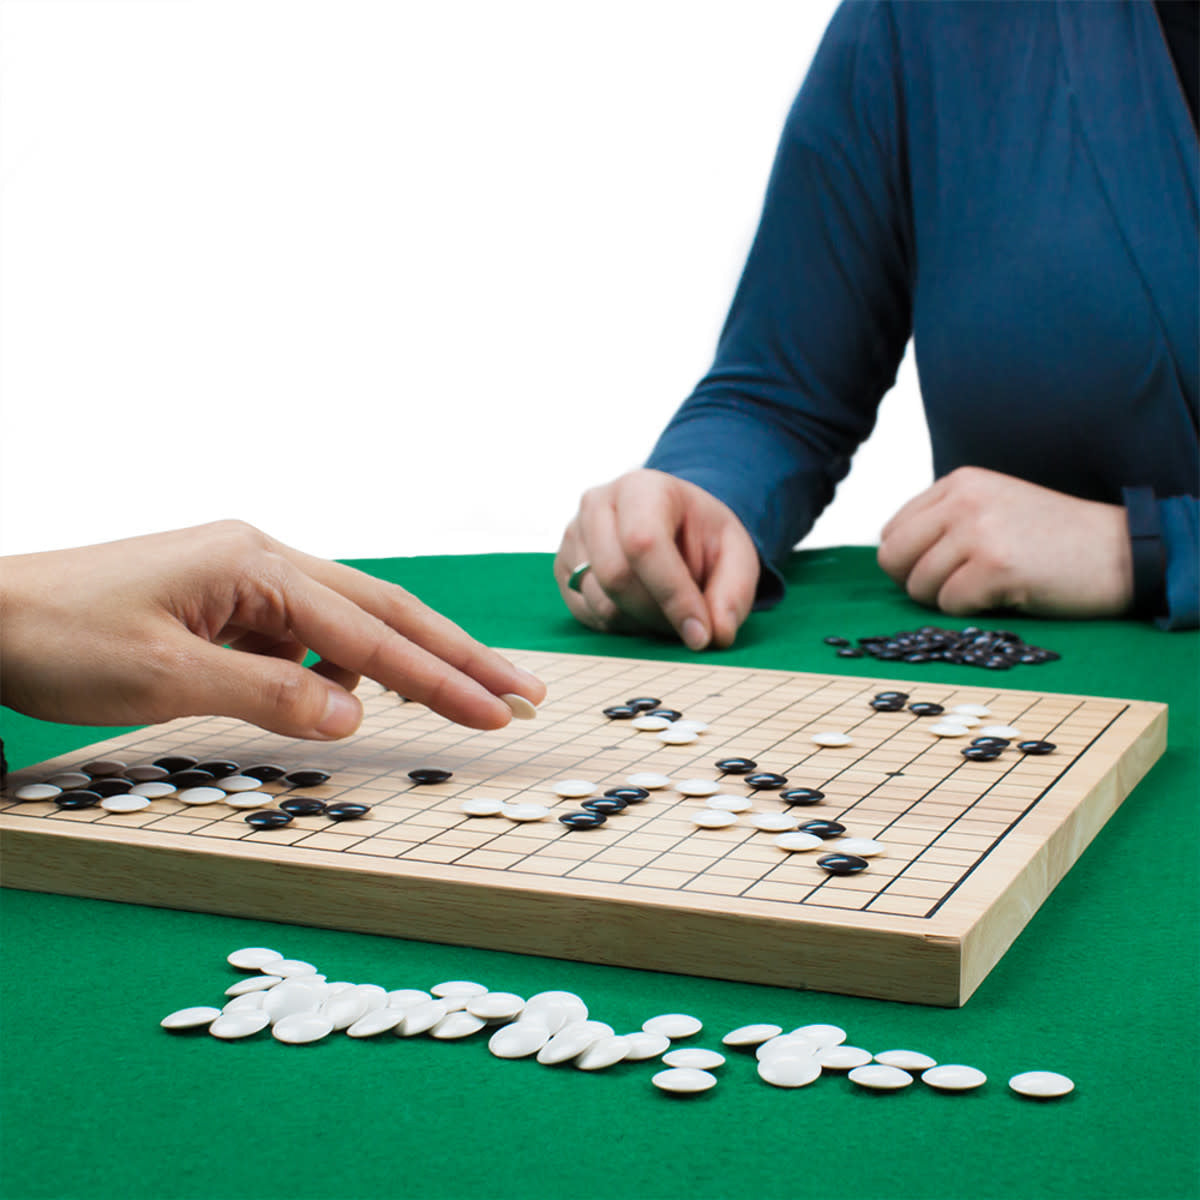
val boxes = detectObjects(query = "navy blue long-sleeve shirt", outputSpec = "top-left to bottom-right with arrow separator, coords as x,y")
645,0 -> 1199,628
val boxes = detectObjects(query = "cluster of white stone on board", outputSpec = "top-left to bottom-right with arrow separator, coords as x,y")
160,948 -> 1073,1101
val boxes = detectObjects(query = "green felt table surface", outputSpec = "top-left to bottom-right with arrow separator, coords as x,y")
1,548 -> 1197,1200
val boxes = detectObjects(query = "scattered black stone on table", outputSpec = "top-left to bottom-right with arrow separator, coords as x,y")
89,778 -> 133,797
798,819 -> 846,838
962,746 -> 1003,761
781,787 -> 825,806
280,797 -> 328,817
560,811 -> 606,830
908,702 -> 945,717
153,755 -> 198,773
244,809 -> 293,829
825,625 -> 1060,669
715,757 -> 758,774
603,706 -> 636,720
626,697 -> 662,712
166,769 -> 216,788
837,647 -> 865,658
604,787 -> 649,803
55,790 -> 101,810
1018,741 -> 1057,755
197,761 -> 240,778
407,768 -> 452,785
823,636 -> 851,647
285,769 -> 331,788
326,802 -> 370,821
582,797 -> 627,814
818,853 -> 869,876
243,764 -> 288,783
745,772 -> 788,790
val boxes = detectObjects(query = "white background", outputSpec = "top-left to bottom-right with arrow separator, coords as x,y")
0,0 -> 930,560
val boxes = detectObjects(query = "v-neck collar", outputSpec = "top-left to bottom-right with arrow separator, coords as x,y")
1057,0 -> 1199,424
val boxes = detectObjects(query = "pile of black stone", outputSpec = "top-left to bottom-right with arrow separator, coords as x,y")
824,626 -> 1060,670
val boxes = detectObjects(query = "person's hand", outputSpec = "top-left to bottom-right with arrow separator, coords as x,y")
876,467 -> 1133,617
554,469 -> 760,649
0,521 -> 545,738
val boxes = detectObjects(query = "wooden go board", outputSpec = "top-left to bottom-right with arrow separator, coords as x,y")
0,650 -> 1166,1006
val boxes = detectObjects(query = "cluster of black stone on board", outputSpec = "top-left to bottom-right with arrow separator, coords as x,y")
870,692 -> 1057,761
825,626 -> 1061,669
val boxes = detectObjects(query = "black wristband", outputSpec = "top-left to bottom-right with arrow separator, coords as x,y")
1122,486 -> 1167,619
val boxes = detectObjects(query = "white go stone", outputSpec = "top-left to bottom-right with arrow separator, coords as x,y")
460,798 -> 504,817
130,781 -> 177,799
652,1067 -> 718,1094
658,728 -> 698,745
272,959 -> 318,978
223,993 -> 267,1014
225,975 -> 283,996
979,724 -> 1022,739
670,720 -> 709,735
663,1047 -> 726,1070
929,723 -> 970,738
951,704 -> 991,717
757,1034 -> 821,1062
356,984 -> 389,1012
228,946 -> 283,970
263,984 -> 322,1024
160,1006 -> 221,1030
774,832 -> 823,852
272,1012 -> 334,1044
551,779 -> 596,799
100,794 -> 152,813
706,794 -> 753,812
677,779 -> 722,797
576,1035 -> 631,1070
124,764 -> 170,782
792,1024 -> 846,1048
397,999 -> 451,1036
922,1064 -> 987,1091
835,837 -> 886,857
622,1031 -> 672,1060
224,791 -> 274,809
500,693 -> 538,720
627,773 -> 671,789
522,991 -> 588,1033
320,991 -> 369,1030
501,803 -> 552,822
209,1010 -> 270,1040
536,1021 -> 614,1064
749,813 -> 797,833
466,992 -> 525,1021
642,1013 -> 702,1039
346,1009 -> 407,1037
47,773 -> 91,789
1008,1070 -> 1075,1099
177,786 -> 227,806
810,732 -> 852,747
490,1020 -> 553,1059
631,715 -> 672,731
722,1023 -> 783,1047
13,783 -> 61,802
848,1064 -> 914,1090
692,810 -> 738,829
874,1049 -> 937,1071
386,988 -> 432,1010
818,1045 -> 874,1070
431,980 -> 488,999
215,775 -> 263,792
431,1011 -> 487,1039
757,1054 -> 822,1088
941,714 -> 979,727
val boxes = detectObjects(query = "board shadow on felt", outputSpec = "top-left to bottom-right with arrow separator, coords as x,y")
0,649 -> 1164,1006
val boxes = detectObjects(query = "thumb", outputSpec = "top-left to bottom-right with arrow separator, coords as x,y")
183,640 -> 364,739
703,522 -> 760,648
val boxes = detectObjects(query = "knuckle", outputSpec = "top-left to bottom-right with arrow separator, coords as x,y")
266,669 -> 322,727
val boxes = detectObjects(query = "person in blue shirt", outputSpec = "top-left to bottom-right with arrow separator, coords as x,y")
555,0 -> 1199,645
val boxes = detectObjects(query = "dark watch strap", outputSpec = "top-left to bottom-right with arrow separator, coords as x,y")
1123,486 -> 1167,619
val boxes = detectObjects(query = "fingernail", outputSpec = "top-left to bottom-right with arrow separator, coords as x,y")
314,688 -> 361,738
681,617 -> 709,651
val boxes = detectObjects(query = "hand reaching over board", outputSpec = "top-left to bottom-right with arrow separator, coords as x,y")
554,469 -> 760,651
877,467 -> 1134,618
0,520 -> 545,738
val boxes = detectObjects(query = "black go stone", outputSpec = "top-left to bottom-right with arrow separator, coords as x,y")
715,757 -> 758,775
823,636 -> 851,647
196,761 -> 240,778
817,853 -> 869,876
408,768 -> 452,785
604,787 -> 649,803
745,772 -> 788,790
285,769 -> 331,788
875,691 -> 909,702
280,797 -> 328,817
244,809 -> 293,829
89,778 -> 134,797
798,819 -> 847,838
962,746 -> 1003,761
972,736 -> 1011,749
581,797 -> 627,814
1018,740 -> 1057,755
908,702 -> 945,717
870,698 -> 905,712
326,802 -> 370,821
647,708 -> 683,721
780,788 -> 825,807
626,697 -> 662,712
828,626 -> 1060,670
836,647 -> 865,658
560,811 -> 606,830
603,706 -> 636,720
55,789 -> 101,809
153,755 -> 198,773
166,769 -> 216,788
243,764 -> 288,783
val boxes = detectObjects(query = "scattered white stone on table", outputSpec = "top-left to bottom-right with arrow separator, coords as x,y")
223,993 -> 267,1014
223,792 -> 275,810
355,984 -> 388,1012
622,1031 -> 672,1060
346,1009 -> 407,1037
658,728 -> 698,745
387,988 -> 432,1010
792,1024 -> 846,1048
627,773 -> 671,789
177,786 -> 227,806
631,715 -> 672,732
209,1010 -> 271,1040
848,1064 -> 914,1090
756,1035 -> 822,1062
431,1011 -> 487,1039
100,794 -> 152,813
124,764 -> 170,782
810,732 -> 852,747
652,1067 -> 717,1094
663,1048 -> 726,1070
13,784 -> 62,802
225,975 -> 283,996
500,693 -> 538,720
460,798 -> 504,818
643,1013 -> 702,1039
1008,1070 -> 1074,1099
130,781 -> 177,799
397,999 -> 451,1036
818,1045 -> 873,1070
722,1023 -> 783,1048
536,1021 -> 614,1064
551,779 -> 596,799
576,1035 -> 631,1070
979,725 -> 1022,739
272,959 -> 318,978
228,947 -> 284,971
929,723 -> 970,738
749,813 -> 797,832
272,1012 -> 334,1044
501,803 -> 552,822
922,1064 -> 987,1091
161,1006 -> 221,1031
320,991 -> 369,1031
758,1054 -> 822,1088
835,838 -> 886,857
82,759 -> 126,776
215,775 -> 264,792
264,984 -> 323,1024
522,991 -> 588,1033
490,1021 -> 553,1059
466,992 -> 525,1022
677,778 -> 722,797
951,704 -> 991,717
774,832 -> 823,852
706,794 -> 754,813
692,810 -> 738,829
431,980 -> 488,999
874,1049 -> 937,1071
46,773 -> 91,789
